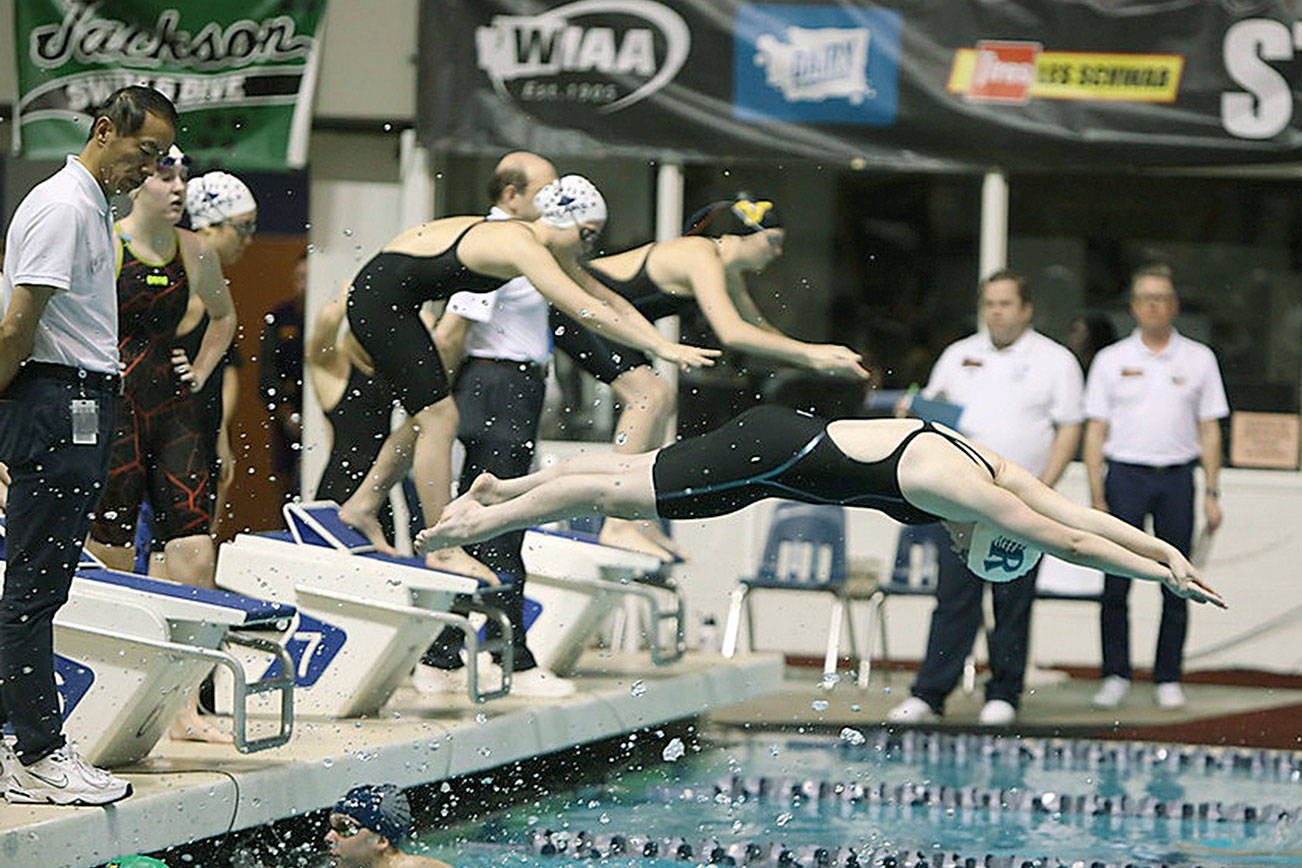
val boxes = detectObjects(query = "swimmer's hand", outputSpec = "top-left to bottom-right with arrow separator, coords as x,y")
171,348 -> 203,392
657,342 -> 721,371
1162,566 -> 1227,609
808,344 -> 871,380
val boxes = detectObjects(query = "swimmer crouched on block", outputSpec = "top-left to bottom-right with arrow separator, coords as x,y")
417,406 -> 1225,608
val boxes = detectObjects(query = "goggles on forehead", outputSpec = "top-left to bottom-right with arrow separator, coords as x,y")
329,817 -> 363,838
222,217 -> 257,237
156,152 -> 192,172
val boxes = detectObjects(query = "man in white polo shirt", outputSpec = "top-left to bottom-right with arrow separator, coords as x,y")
0,86 -> 175,805
418,151 -> 576,698
889,270 -> 1083,725
1084,263 -> 1228,710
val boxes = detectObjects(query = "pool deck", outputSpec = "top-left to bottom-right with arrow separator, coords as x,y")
0,651 -> 783,868
709,666 -> 1302,747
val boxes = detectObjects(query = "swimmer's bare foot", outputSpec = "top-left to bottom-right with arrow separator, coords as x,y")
599,517 -> 677,562
168,705 -> 234,745
424,545 -> 498,583
338,502 -> 397,555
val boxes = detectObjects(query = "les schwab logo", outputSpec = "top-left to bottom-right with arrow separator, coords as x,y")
947,40 -> 1183,105
475,0 -> 689,113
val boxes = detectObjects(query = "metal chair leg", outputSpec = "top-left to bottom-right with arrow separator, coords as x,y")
824,597 -> 845,686
721,585 -> 747,659
858,590 -> 883,688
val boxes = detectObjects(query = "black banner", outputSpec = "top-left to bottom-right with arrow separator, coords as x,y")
419,0 -> 1302,170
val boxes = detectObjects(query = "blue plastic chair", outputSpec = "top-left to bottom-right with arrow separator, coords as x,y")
721,502 -> 860,685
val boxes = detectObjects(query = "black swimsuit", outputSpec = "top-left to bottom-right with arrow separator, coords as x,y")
652,405 -> 995,523
552,245 -> 683,383
346,221 -> 505,413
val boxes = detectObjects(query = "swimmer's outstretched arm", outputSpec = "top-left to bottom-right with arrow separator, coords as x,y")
994,461 -> 1192,574
919,468 -> 1224,607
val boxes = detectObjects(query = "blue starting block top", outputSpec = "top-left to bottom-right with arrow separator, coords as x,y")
276,503 -> 510,588
77,567 -> 295,627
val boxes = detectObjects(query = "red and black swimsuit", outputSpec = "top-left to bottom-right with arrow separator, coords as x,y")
91,233 -> 213,546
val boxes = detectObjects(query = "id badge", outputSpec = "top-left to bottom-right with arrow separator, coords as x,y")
71,398 -> 99,445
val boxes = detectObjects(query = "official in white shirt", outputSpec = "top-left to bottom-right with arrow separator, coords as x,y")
422,152 -> 576,698
0,86 -> 175,806
1084,263 -> 1228,711
889,270 -> 1083,726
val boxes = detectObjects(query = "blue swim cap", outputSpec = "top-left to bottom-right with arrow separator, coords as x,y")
334,784 -> 412,845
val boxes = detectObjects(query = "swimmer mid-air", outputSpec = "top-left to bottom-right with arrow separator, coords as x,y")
417,406 -> 1226,608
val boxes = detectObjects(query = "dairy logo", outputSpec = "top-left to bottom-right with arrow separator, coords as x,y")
734,5 -> 900,125
755,26 -> 875,104
733,199 -> 775,228
475,0 -> 689,114
967,41 -> 1039,104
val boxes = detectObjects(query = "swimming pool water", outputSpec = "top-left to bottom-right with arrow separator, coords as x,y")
413,732 -> 1302,868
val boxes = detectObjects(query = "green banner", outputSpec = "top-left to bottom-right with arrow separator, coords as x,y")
13,0 -> 327,168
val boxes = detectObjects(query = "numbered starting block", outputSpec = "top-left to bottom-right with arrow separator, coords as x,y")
0,527 -> 295,767
213,502 -> 514,716
520,528 -> 686,676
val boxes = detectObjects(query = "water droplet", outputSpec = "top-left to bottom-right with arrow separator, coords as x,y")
840,727 -> 866,746
321,758 -> 334,768
811,700 -> 829,711
630,680 -> 646,697
342,228 -> 354,237
662,737 -> 686,762
775,812 -> 792,826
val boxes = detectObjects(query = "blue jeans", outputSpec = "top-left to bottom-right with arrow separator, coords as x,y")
0,371 -> 116,763
1101,461 -> 1195,685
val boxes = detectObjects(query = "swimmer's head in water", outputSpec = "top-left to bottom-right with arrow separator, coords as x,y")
535,174 -> 607,234
186,171 -> 257,230
683,197 -> 783,237
333,783 -> 412,846
963,523 -> 1043,583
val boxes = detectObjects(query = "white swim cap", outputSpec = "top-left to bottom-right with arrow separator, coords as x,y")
186,171 -> 257,229
966,524 -> 1042,583
534,174 -> 607,229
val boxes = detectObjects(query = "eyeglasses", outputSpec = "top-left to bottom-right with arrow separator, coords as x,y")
329,817 -> 362,838
222,218 -> 258,237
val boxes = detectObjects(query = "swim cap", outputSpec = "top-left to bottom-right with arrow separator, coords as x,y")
683,197 -> 782,237
334,784 -> 412,845
966,524 -> 1042,583
534,175 -> 607,229
186,171 -> 257,229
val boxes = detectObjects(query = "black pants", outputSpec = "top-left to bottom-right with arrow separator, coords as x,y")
1101,461 -> 1195,684
423,359 -> 546,672
0,370 -> 116,763
911,543 -> 1038,712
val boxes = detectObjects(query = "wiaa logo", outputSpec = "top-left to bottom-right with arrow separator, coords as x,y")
475,0 -> 689,113
983,535 -> 1025,573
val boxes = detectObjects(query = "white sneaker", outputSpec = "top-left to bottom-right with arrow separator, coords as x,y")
1154,682 -> 1187,709
886,697 -> 940,724
412,663 -> 469,696
1091,675 -> 1131,709
510,667 -> 577,699
5,744 -> 132,806
978,699 -> 1016,726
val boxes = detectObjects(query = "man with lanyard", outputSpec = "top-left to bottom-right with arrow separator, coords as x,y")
0,85 -> 176,805
1084,263 -> 1228,710
414,151 -> 576,698
889,270 -> 1084,725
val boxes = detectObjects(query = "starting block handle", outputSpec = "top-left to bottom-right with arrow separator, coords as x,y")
54,623 -> 294,754
297,586 -> 513,703
591,570 -> 688,666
